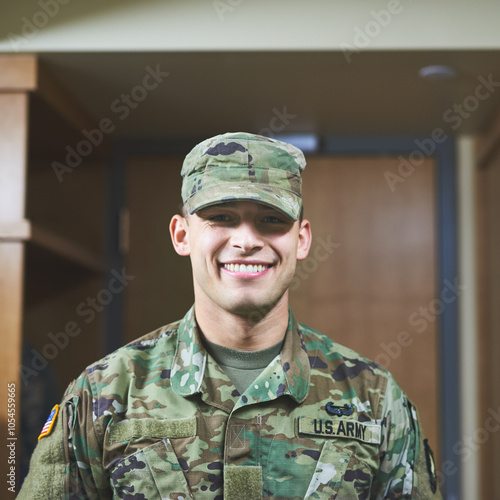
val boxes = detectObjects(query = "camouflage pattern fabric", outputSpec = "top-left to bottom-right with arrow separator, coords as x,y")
181,133 -> 305,221
19,307 -> 442,499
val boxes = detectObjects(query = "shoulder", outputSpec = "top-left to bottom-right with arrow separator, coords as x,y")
67,319 -> 182,397
297,321 -> 401,417
297,320 -> 389,377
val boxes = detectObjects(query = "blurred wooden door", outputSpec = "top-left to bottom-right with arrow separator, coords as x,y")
126,153 -> 440,461
477,120 -> 500,498
289,156 -> 439,461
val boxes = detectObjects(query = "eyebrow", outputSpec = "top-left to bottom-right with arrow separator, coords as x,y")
203,202 -> 277,212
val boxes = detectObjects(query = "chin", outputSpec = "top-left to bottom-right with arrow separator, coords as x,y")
224,297 -> 281,321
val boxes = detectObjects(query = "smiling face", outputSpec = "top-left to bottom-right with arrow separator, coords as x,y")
170,201 -> 311,320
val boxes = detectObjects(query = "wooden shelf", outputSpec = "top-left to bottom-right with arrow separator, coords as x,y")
0,220 -> 105,273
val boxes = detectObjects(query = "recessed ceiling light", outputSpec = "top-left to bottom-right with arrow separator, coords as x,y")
418,65 -> 457,80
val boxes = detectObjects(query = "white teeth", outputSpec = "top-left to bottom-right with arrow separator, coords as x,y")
224,263 -> 269,272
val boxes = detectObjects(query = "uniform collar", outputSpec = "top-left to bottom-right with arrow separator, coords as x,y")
170,306 -> 310,406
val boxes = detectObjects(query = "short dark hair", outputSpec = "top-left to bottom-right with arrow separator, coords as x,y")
181,203 -> 189,218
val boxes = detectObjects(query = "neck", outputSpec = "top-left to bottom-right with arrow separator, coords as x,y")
194,294 -> 290,351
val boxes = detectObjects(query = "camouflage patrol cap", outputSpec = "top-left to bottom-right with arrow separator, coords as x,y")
181,132 -> 306,220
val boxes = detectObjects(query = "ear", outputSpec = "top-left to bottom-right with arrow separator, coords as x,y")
296,219 -> 312,261
169,214 -> 191,256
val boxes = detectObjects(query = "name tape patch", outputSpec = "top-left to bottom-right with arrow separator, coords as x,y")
38,404 -> 59,440
109,416 -> 197,443
298,416 -> 381,444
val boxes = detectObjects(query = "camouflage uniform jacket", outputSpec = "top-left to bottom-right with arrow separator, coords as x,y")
19,307 -> 442,499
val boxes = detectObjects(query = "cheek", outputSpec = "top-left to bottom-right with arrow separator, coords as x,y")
191,239 -> 221,273
275,236 -> 300,263
283,261 -> 298,281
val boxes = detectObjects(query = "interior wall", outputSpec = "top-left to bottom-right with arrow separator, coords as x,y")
1,0 -> 500,52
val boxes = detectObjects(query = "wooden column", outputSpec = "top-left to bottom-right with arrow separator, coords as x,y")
0,56 -> 36,495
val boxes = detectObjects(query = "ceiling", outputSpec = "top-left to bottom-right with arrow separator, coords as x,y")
39,50 -> 500,142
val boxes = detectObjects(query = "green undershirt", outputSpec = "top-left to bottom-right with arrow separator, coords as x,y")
202,337 -> 284,395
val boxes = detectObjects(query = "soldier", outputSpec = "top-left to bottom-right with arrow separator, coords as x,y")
19,132 -> 442,499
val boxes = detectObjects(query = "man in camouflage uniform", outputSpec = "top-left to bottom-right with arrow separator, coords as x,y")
19,133 -> 442,499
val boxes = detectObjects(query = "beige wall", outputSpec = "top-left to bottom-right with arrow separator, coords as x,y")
1,0 -> 500,52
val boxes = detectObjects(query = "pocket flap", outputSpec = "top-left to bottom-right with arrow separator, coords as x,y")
109,439 -> 194,499
304,441 -> 352,499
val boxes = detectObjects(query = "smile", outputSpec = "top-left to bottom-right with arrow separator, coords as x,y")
222,263 -> 271,273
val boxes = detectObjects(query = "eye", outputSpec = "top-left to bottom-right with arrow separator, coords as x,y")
208,214 -> 232,222
262,215 -> 285,224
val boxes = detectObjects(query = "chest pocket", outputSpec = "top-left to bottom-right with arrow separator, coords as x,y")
304,440 -> 352,499
304,440 -> 377,499
107,418 -> 195,500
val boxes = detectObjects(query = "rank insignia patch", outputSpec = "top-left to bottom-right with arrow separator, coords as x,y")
38,404 -> 59,440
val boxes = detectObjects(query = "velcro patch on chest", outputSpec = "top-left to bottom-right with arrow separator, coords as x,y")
298,416 -> 381,444
109,416 -> 196,443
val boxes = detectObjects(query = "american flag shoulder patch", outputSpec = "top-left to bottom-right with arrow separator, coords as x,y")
38,404 -> 59,440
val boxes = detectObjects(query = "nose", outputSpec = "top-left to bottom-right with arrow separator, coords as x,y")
230,221 -> 264,253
